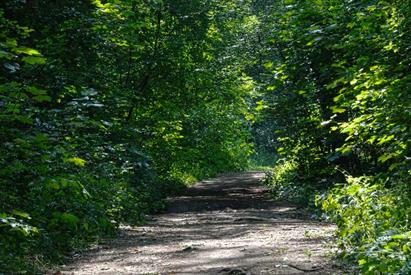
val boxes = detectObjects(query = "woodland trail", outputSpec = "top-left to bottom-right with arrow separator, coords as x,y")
60,172 -> 344,275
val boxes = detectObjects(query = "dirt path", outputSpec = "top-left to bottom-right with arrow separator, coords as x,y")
60,172 -> 343,274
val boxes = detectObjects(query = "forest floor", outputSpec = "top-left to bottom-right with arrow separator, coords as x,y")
58,172 -> 345,274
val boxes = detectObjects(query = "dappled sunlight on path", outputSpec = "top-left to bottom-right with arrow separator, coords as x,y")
60,172 -> 343,274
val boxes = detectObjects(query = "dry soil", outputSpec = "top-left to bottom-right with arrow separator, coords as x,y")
58,172 -> 345,275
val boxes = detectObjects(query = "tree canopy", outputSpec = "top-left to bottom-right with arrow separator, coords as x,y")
1,0 -> 410,273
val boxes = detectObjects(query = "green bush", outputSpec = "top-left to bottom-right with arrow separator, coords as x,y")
318,175 -> 411,274
262,159 -> 311,204
262,157 -> 338,205
0,1 -> 254,273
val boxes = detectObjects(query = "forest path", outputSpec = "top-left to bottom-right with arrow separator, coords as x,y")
60,172 -> 343,274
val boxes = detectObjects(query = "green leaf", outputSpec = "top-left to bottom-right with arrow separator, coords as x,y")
0,50 -> 12,59
277,147 -> 285,154
6,39 -> 17,47
27,86 -> 47,95
11,210 -> 30,219
33,95 -> 51,102
378,152 -> 399,163
264,62 -> 273,69
358,259 -> 367,265
255,100 -> 266,111
331,106 -> 346,114
65,157 -> 87,167
14,47 -> 41,56
15,115 -> 33,125
53,212 -> 80,226
22,56 -> 46,64
377,135 -> 395,145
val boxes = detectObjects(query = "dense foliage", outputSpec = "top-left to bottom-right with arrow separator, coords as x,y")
258,0 -> 411,273
2,0 -> 410,274
0,0 -> 256,272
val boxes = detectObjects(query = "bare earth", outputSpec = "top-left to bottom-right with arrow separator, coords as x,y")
59,172 -> 344,275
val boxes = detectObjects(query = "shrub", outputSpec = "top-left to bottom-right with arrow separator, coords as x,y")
318,175 -> 411,274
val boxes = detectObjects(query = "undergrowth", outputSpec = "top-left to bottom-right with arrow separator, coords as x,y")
262,164 -> 411,274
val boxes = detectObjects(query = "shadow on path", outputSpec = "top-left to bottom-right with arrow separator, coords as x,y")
61,172 -> 344,275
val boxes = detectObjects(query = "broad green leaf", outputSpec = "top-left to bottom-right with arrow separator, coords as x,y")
65,157 -> 87,166
358,259 -> 367,265
33,95 -> 51,102
0,50 -> 12,59
14,47 -> 41,56
27,86 -> 47,95
331,106 -> 346,114
377,135 -> 395,145
22,56 -> 46,64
